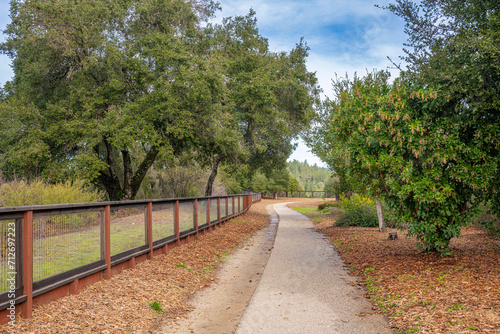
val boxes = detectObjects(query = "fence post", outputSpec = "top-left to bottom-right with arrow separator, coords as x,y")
21,210 -> 33,318
147,202 -> 153,259
299,191 -> 301,198
175,200 -> 180,242
312,191 -> 315,198
104,205 -> 111,279
194,199 -> 198,232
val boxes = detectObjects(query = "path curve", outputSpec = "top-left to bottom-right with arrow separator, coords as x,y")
236,202 -> 393,334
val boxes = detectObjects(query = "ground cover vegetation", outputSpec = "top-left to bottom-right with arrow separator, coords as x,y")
306,0 -> 500,254
0,1 -> 319,201
292,199 -> 500,333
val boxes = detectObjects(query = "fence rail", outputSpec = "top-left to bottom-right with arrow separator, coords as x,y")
0,192 -> 261,322
273,191 -> 334,198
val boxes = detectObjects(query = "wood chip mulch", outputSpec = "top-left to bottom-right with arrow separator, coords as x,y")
1,199 -> 288,334
292,199 -> 500,334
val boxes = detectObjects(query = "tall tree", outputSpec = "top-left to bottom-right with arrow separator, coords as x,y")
0,0 -> 221,200
318,71 -> 495,254
198,10 -> 320,196
383,0 -> 500,218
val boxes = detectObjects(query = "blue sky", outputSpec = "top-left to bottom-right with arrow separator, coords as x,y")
0,0 -> 408,169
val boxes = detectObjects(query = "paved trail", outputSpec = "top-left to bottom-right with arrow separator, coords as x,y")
236,202 -> 392,334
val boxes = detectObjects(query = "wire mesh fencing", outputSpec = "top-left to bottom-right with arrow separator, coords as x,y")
0,219 -> 17,294
178,201 -> 195,233
32,211 -> 102,282
152,203 -> 175,241
110,205 -> 146,256
197,199 -> 208,226
210,199 -> 218,223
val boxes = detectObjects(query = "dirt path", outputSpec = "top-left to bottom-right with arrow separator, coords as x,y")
156,204 -> 279,334
236,202 -> 392,334
158,200 -> 392,334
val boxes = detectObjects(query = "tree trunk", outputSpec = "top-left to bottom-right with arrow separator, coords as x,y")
204,156 -> 221,197
97,142 -> 159,201
375,199 -> 386,232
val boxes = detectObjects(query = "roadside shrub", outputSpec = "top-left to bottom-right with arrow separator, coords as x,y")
318,201 -> 341,210
0,179 -> 103,207
336,205 -> 378,227
338,194 -> 375,211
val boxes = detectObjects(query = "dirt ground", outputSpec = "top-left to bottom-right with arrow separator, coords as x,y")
0,198 -> 306,334
291,199 -> 500,334
155,204 -> 279,334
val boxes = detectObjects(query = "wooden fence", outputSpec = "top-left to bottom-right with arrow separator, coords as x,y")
0,192 -> 261,324
275,191 -> 334,198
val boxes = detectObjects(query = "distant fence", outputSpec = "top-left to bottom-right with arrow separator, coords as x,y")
274,191 -> 334,198
0,192 -> 261,323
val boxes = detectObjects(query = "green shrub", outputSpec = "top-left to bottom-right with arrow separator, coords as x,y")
338,194 -> 375,211
318,202 -> 341,210
336,205 -> 378,227
0,179 -> 103,207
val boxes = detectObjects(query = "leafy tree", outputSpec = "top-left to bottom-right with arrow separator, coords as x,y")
322,71 -> 495,254
0,0 -> 221,200
198,10 -> 320,196
288,176 -> 301,193
383,0 -> 500,219
287,160 -> 331,191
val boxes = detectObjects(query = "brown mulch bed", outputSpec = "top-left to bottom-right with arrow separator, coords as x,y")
292,199 -> 500,334
0,198 -> 292,334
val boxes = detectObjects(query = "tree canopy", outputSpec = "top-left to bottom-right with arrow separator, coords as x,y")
308,0 -> 499,254
0,2 -> 319,200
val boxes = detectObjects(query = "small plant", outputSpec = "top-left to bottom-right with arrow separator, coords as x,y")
149,301 -> 164,314
364,267 -> 375,274
202,265 -> 213,273
448,303 -> 466,311
467,326 -> 477,331
176,263 -> 186,268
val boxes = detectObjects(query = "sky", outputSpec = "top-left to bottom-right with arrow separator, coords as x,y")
0,0 -> 408,169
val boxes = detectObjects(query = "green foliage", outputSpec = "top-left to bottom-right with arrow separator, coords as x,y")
338,194 -> 375,211
318,202 -> 341,210
249,168 -> 291,195
336,206 -> 378,228
0,0 -> 221,200
379,0 -> 500,251
318,70 -> 496,254
198,11 -> 320,195
287,160 -> 330,191
0,179 -> 103,207
149,301 -> 164,314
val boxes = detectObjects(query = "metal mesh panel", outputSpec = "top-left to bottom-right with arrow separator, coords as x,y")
228,197 -> 234,216
210,199 -> 218,223
239,196 -> 244,212
197,199 -> 208,225
0,220 -> 16,293
33,211 -> 101,282
110,206 -> 146,256
220,199 -> 227,219
179,202 -> 194,232
152,203 -> 174,241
